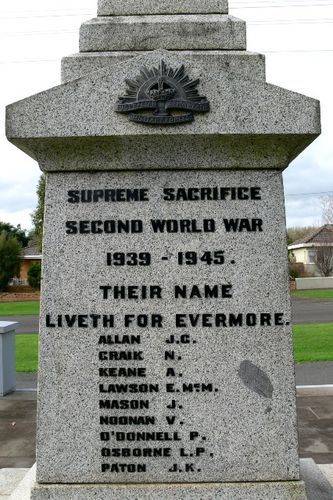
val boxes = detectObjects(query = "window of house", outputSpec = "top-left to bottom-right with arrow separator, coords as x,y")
308,250 -> 316,264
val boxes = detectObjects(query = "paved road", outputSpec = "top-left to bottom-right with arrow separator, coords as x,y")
292,298 -> 333,324
0,316 -> 39,334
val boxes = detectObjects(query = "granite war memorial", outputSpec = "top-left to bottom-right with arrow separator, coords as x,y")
6,0 -> 322,498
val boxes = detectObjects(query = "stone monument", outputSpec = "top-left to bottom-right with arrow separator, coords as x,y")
6,0 -> 321,498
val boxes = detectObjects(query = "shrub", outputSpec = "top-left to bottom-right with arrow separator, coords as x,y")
289,262 -> 305,280
289,267 -> 300,280
0,233 -> 22,291
27,262 -> 42,290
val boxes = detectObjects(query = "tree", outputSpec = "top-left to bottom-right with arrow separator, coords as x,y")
27,262 -> 42,290
0,222 -> 28,247
321,195 -> 333,224
0,233 -> 22,291
287,226 -> 318,245
314,246 -> 333,277
31,174 -> 46,251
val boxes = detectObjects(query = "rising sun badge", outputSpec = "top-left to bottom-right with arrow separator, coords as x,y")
115,60 -> 210,125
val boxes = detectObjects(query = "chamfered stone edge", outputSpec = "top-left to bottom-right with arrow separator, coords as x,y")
7,135 -> 319,173
6,50 -> 320,138
5,49 -> 320,171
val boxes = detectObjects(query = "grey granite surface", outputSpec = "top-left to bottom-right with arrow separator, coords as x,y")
61,50 -> 266,83
6,50 -> 320,173
12,460 -> 333,499
98,0 -> 229,16
79,15 -> 246,52
31,481 -> 307,499
36,169 -> 299,484
6,1 -> 322,495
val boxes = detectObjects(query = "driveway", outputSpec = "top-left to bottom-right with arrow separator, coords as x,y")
292,297 -> 333,324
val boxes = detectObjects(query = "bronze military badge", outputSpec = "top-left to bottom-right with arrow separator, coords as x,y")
116,60 -> 210,125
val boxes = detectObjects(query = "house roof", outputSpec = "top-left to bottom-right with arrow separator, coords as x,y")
289,224 -> 333,249
22,240 -> 42,258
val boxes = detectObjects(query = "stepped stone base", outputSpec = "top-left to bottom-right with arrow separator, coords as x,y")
31,480 -> 308,500
8,460 -> 333,499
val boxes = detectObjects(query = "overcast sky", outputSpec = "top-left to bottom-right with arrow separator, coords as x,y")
0,0 -> 332,230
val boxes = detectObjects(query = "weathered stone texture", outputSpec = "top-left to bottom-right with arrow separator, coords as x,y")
79,15 -> 246,52
31,480 -> 307,499
6,0 -> 322,495
6,52 -> 320,174
36,169 -> 299,484
61,51 -> 266,84
98,0 -> 229,16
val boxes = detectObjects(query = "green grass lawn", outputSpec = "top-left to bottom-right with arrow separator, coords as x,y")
0,301 -> 40,316
16,334 -> 38,372
293,323 -> 333,363
14,323 -> 333,373
292,289 -> 333,300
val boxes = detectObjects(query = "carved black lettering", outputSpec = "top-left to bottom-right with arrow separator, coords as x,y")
162,186 -> 262,202
124,314 -> 163,328
223,218 -> 263,232
115,432 -> 181,442
65,221 -> 78,234
100,415 -> 155,425
99,399 -> 150,410
98,335 -> 141,345
151,219 -> 215,233
67,190 -> 80,203
98,367 -> 146,377
99,384 -> 159,394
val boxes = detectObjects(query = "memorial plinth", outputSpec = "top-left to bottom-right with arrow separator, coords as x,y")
6,0 -> 320,498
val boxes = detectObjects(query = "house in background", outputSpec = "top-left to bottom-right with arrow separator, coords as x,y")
288,224 -> 333,276
19,240 -> 42,284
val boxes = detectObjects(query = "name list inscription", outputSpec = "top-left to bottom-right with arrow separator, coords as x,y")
45,180 -> 288,479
